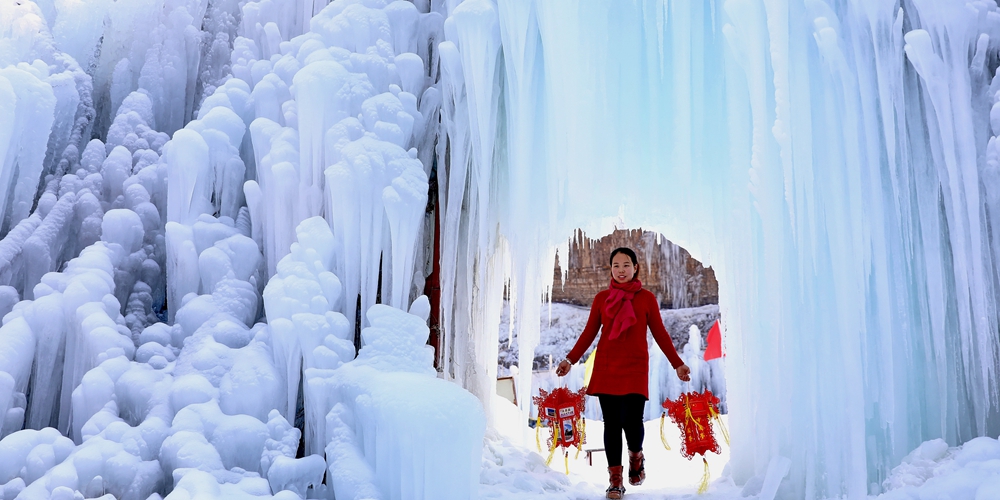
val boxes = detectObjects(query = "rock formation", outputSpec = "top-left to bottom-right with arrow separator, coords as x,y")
551,229 -> 718,309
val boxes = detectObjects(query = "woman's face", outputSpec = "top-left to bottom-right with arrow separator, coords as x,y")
610,253 -> 637,283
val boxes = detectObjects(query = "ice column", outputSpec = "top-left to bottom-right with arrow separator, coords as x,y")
436,0 -> 507,423
165,79 -> 252,321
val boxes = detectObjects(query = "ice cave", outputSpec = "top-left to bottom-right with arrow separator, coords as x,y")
2,0 -> 1000,499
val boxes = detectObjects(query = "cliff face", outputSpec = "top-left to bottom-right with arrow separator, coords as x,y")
551,229 -> 718,309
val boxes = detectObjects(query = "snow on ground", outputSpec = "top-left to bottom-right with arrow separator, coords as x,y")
482,395 -> 740,499
876,437 -> 1000,499
483,400 -> 1000,500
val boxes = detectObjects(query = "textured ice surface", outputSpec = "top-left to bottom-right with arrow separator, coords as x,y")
6,281 -> 303,499
435,1 -> 1000,497
312,304 -> 485,500
8,0 -> 1000,498
1,1 -> 441,498
262,217 -> 485,499
0,2 -> 95,238
234,0 -> 438,338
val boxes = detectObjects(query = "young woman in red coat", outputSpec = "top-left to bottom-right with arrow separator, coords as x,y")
556,247 -> 691,499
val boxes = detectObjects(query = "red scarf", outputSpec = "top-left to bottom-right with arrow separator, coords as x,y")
604,278 -> 642,340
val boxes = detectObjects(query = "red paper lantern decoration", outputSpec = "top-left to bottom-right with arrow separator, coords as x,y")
661,390 -> 728,493
533,387 -> 587,473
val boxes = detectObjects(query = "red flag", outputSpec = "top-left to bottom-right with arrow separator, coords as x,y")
704,320 -> 723,360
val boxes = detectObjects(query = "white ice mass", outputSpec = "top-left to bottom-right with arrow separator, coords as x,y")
3,0 -> 1000,498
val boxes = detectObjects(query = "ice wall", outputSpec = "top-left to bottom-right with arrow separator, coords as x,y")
164,77 -> 255,321
2,1 -> 477,498
434,0 -> 509,426
0,88 -> 171,439
0,1 -> 95,236
313,302 -> 485,500
268,217 -> 484,499
232,0 -> 442,335
29,0 -> 245,136
0,139 -> 293,499
439,0 -> 1000,497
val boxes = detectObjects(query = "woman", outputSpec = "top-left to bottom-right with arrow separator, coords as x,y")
556,247 -> 691,499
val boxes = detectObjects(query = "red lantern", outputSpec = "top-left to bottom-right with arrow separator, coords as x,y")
533,387 -> 587,473
661,390 -> 728,493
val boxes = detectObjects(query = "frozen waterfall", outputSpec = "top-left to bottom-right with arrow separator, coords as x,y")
2,0 -> 1000,498
437,0 -> 1000,497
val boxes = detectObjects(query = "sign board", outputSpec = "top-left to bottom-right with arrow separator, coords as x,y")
497,376 -> 517,406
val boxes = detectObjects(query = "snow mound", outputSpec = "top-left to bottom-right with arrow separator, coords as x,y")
879,437 -> 1000,499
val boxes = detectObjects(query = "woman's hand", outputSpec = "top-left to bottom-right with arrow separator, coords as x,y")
676,364 -> 691,382
555,359 -> 572,377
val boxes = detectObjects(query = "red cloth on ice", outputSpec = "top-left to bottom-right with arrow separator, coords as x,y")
566,282 -> 684,399
704,320 -> 723,361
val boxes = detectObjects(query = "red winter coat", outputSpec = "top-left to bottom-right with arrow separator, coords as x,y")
566,288 -> 683,399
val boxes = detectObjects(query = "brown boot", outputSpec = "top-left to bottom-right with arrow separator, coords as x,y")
628,450 -> 645,486
606,465 -> 625,499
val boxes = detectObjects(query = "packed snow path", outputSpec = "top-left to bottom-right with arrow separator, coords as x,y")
3,0 -> 1000,499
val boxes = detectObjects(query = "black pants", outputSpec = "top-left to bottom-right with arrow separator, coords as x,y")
598,393 -> 647,467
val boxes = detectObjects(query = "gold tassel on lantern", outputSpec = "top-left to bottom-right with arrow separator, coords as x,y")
698,457 -> 710,494
535,421 -> 542,451
545,424 -> 560,466
659,413 -> 671,450
709,406 -> 730,446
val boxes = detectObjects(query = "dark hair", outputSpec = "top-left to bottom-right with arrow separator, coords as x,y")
609,247 -> 638,267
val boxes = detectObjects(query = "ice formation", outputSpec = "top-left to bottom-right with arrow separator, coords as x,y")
3,0 -> 1000,498
435,0 -> 1000,498
0,0 -> 476,498
234,0 -> 438,336
270,218 -> 484,499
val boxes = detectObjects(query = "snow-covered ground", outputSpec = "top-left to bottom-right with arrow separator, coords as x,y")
482,395 -> 739,500
876,437 -> 1000,499
482,399 -> 1000,500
